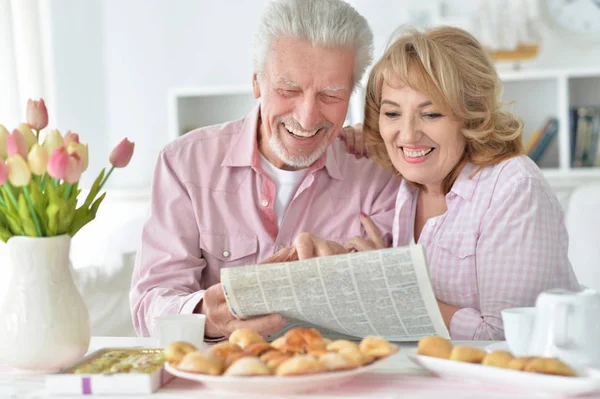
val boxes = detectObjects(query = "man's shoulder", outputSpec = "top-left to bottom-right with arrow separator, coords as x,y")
329,139 -> 396,183
162,118 -> 245,157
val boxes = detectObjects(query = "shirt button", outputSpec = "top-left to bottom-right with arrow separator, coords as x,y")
222,250 -> 230,258
429,219 -> 436,226
261,199 -> 269,207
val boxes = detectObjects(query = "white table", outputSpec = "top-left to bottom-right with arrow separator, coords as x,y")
0,337 -> 554,399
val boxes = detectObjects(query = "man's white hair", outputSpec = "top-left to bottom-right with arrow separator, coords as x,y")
253,0 -> 373,87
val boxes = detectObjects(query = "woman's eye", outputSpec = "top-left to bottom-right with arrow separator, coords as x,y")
384,112 -> 399,118
423,113 -> 442,119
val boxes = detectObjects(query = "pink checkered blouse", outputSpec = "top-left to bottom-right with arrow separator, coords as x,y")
392,155 -> 580,340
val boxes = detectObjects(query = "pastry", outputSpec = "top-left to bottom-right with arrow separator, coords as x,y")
276,354 -> 327,376
243,342 -> 274,357
523,357 -> 577,377
449,346 -> 486,363
260,350 -> 293,371
506,356 -> 535,371
282,328 -> 327,353
417,336 -> 453,359
209,342 -> 243,360
229,328 -> 265,349
338,348 -> 374,366
164,341 -> 197,364
319,352 -> 358,371
359,336 -> 400,359
482,351 -> 514,368
270,336 -> 286,350
176,351 -> 224,375
326,339 -> 360,353
223,356 -> 271,376
224,352 -> 251,369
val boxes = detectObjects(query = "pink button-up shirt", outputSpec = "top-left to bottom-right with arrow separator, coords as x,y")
131,105 -> 400,337
393,155 -> 580,340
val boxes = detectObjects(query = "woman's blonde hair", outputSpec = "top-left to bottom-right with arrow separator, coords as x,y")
364,26 -> 524,193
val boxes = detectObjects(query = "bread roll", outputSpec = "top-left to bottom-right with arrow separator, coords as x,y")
164,341 -> 197,363
482,351 -> 514,368
223,356 -> 271,376
417,336 -> 453,359
229,328 -> 265,349
282,328 -> 327,353
276,354 -> 326,376
209,342 -> 242,360
359,336 -> 400,359
176,351 -> 224,375
319,352 -> 358,371
523,357 -> 576,377
449,346 -> 487,363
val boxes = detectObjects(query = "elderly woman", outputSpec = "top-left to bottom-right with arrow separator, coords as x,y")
285,26 -> 579,340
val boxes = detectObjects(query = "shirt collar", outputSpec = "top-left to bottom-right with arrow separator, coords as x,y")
450,161 -> 481,200
221,103 -> 342,180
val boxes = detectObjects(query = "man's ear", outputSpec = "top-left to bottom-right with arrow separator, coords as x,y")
252,74 -> 261,99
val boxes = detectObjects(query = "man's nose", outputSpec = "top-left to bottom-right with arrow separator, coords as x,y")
294,96 -> 320,132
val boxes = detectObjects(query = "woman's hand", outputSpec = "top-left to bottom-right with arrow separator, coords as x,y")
264,233 -> 348,262
339,123 -> 368,158
437,300 -> 460,330
344,213 -> 386,252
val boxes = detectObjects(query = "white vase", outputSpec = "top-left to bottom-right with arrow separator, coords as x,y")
0,234 -> 90,372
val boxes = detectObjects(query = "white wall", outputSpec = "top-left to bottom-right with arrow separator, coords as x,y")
47,0 -> 600,189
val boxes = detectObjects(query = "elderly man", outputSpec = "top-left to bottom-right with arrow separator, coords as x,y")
130,0 -> 399,340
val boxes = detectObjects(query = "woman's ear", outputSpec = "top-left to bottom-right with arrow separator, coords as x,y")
252,74 -> 261,99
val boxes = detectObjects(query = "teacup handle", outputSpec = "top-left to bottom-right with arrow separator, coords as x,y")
550,303 -> 570,349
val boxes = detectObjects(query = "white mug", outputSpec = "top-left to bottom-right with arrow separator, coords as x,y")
501,307 -> 536,356
528,288 -> 600,368
152,314 -> 206,349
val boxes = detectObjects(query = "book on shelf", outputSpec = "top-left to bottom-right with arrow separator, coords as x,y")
571,106 -> 600,167
526,117 -> 558,164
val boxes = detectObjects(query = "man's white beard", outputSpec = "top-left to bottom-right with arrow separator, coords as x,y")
269,131 -> 330,169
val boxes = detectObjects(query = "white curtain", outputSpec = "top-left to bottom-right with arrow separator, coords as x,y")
0,0 -> 52,130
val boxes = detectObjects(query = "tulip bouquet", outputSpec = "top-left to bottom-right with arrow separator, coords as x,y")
0,99 -> 134,242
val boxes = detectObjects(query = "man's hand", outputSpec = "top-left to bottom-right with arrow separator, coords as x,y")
200,283 -> 286,338
293,232 -> 348,260
344,214 -> 386,252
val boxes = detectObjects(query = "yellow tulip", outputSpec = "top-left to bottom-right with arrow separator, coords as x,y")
0,124 -> 8,158
67,142 -> 89,172
17,123 -> 37,149
43,129 -> 64,156
6,155 -> 32,187
27,144 -> 48,176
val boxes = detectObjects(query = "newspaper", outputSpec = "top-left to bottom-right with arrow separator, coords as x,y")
220,244 -> 449,342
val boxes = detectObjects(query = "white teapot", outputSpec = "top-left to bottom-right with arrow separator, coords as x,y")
528,288 -> 600,368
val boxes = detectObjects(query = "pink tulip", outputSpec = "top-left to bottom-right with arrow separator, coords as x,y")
26,98 -> 48,131
0,161 -> 7,185
64,131 -> 80,146
109,138 -> 134,168
7,129 -> 28,159
47,146 -> 69,180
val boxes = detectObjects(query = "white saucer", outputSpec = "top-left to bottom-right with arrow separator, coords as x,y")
485,341 -> 510,352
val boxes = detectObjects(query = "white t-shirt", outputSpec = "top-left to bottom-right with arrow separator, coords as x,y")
259,155 -> 308,226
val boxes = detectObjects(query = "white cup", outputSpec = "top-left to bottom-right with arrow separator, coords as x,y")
153,314 -> 206,348
501,307 -> 536,356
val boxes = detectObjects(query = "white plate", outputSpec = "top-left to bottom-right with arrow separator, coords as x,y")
486,341 -> 510,352
165,356 -> 389,395
407,353 -> 600,396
